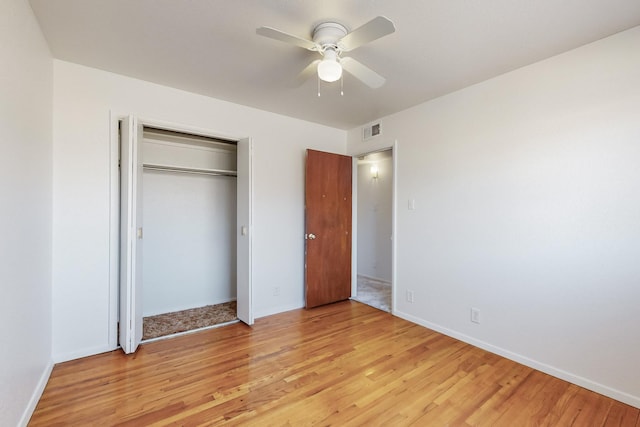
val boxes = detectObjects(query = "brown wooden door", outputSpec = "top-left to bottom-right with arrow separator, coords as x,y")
305,149 -> 352,308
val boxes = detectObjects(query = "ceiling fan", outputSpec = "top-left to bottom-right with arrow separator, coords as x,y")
256,16 -> 396,89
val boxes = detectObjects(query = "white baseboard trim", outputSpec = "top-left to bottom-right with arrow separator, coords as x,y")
141,319 -> 241,344
53,344 -> 116,364
254,302 -> 304,320
394,310 -> 640,409
19,360 -> 54,427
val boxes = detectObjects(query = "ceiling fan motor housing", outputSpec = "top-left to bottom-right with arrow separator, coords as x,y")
312,22 -> 348,52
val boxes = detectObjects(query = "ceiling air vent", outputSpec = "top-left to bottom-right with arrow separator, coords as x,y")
362,122 -> 381,141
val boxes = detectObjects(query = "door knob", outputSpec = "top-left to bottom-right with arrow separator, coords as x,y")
307,233 -> 316,240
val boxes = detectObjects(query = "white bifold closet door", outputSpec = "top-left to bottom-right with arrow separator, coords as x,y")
236,138 -> 253,325
119,116 -> 144,354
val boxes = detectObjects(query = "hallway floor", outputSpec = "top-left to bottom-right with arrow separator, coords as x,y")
353,275 -> 391,312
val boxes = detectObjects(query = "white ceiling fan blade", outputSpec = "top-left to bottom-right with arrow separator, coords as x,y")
338,16 -> 395,52
293,59 -> 321,86
340,57 -> 386,88
256,26 -> 317,51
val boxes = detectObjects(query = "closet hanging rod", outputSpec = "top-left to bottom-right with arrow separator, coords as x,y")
143,163 -> 237,177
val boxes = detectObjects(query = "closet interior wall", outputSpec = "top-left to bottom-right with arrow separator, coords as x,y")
142,127 -> 238,317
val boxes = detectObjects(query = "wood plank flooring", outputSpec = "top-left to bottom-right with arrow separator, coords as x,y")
30,301 -> 639,426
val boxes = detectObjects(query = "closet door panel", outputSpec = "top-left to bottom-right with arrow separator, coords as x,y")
237,138 -> 253,325
119,116 -> 144,354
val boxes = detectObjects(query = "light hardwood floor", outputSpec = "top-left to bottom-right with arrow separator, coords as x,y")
30,301 -> 639,426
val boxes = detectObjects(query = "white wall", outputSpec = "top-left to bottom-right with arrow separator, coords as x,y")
0,0 -> 53,425
52,60 -> 346,361
357,155 -> 393,282
347,26 -> 640,407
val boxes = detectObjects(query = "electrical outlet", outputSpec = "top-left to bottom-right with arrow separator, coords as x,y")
406,290 -> 414,303
471,308 -> 481,324
273,286 -> 280,296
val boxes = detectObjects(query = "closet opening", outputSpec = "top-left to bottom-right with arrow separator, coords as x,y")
117,119 -> 253,349
140,126 -> 239,341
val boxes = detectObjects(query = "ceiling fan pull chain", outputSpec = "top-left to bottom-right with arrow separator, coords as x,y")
340,74 -> 344,96
317,74 -> 321,97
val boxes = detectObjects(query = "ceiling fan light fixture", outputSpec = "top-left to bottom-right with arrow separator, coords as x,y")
317,59 -> 342,82
317,48 -> 342,82
256,16 -> 395,88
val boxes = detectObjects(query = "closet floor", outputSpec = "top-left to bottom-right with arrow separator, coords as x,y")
143,301 -> 237,340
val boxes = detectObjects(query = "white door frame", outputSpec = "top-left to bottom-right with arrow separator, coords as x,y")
108,112 -> 253,349
351,141 -> 397,313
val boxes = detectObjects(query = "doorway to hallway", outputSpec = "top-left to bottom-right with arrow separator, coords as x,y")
353,148 -> 393,312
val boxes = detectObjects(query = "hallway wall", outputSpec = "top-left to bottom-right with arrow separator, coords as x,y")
356,154 -> 393,282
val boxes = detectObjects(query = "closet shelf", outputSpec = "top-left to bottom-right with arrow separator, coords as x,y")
143,163 -> 237,177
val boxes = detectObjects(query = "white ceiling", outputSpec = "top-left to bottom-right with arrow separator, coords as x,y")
29,0 -> 640,130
